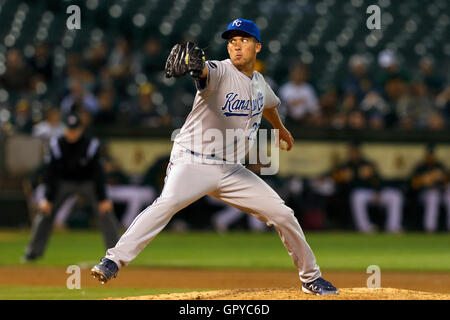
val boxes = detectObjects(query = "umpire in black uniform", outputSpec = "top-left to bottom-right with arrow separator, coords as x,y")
23,113 -> 120,261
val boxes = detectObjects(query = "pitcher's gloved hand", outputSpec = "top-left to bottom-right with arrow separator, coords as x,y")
165,41 -> 206,79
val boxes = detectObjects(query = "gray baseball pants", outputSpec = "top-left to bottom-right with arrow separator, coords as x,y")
105,144 -> 321,283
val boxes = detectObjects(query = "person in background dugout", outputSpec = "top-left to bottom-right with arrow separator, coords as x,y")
332,142 -> 403,233
104,155 -> 156,229
23,113 -> 120,262
410,144 -> 450,232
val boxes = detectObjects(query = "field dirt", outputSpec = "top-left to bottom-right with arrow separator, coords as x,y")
113,288 -> 450,300
1,266 -> 449,300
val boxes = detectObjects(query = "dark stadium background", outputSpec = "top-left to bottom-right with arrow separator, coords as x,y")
0,0 -> 449,232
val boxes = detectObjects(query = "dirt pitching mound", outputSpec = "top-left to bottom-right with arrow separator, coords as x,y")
112,288 -> 450,300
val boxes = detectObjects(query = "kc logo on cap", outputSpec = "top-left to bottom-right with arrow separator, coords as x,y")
232,19 -> 242,27
221,18 -> 261,43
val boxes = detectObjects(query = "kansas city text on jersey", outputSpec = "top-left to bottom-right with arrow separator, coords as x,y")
222,91 -> 264,117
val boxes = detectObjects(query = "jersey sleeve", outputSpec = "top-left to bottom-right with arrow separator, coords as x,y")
264,81 -> 281,109
195,60 -> 226,92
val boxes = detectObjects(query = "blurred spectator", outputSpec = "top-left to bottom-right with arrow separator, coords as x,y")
129,82 -> 171,127
108,37 -> 133,97
342,54 -> 375,101
334,92 -> 381,130
376,50 -> 410,127
331,143 -> 403,233
279,62 -> 321,126
64,52 -> 96,91
330,112 -> 347,129
338,93 -> 358,115
396,81 -> 435,130
410,144 -> 450,232
132,36 -> 164,81
347,110 -> 367,130
359,91 -> 389,128
367,113 -> 385,130
417,57 -> 445,96
29,74 -> 49,100
0,49 -> 32,94
85,42 -> 108,76
336,61 -> 389,130
60,78 -> 99,118
95,86 -> 118,125
12,99 -> 33,134
108,38 -> 132,76
97,67 -> 115,92
32,107 -> 65,141
319,86 -> 339,126
28,43 -> 53,83
377,50 -> 410,88
426,111 -> 446,131
65,52 -> 83,75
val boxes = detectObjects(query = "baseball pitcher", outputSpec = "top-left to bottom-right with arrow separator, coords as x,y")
91,19 -> 338,296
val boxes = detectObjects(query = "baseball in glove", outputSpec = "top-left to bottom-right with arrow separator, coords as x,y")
165,41 -> 206,79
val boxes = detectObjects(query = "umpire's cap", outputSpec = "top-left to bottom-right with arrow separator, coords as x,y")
65,113 -> 81,129
221,19 -> 261,43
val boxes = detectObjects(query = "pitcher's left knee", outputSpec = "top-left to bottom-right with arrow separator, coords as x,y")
270,206 -> 297,227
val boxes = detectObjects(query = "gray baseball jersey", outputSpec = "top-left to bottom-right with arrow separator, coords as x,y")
174,59 -> 280,162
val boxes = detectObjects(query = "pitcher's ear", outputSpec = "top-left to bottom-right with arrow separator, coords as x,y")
256,42 -> 262,53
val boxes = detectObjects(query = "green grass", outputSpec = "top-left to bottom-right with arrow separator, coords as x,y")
1,229 -> 449,272
1,230 -> 449,299
0,286 -> 199,300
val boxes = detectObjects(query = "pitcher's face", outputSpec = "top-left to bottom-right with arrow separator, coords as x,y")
227,34 -> 261,69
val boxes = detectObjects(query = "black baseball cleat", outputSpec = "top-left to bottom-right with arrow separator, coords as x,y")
91,258 -> 119,284
302,277 -> 339,296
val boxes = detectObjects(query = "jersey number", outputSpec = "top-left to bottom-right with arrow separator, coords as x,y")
248,121 -> 260,141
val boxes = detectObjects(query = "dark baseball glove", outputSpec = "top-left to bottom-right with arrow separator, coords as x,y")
165,41 -> 206,79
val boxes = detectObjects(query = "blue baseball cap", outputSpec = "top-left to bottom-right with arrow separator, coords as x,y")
221,19 -> 261,43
